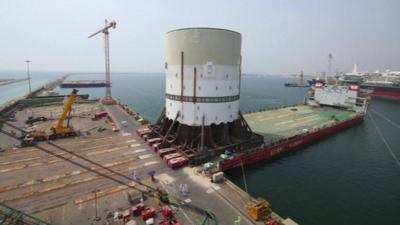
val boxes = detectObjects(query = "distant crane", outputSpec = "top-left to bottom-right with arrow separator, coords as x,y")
89,20 -> 117,105
328,53 -> 333,77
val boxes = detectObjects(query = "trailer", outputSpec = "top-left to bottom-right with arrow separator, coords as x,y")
167,157 -> 188,169
147,137 -> 162,146
163,153 -> 182,162
158,147 -> 177,158
143,134 -> 149,142
152,142 -> 161,152
136,128 -> 151,136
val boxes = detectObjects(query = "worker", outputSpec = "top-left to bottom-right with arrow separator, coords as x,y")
148,170 -> 156,181
113,212 -> 119,220
234,216 -> 241,225
140,195 -> 144,204
132,170 -> 138,180
179,184 -> 183,195
183,184 -> 189,196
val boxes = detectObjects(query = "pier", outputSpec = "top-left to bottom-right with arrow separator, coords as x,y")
0,97 -> 296,225
0,78 -> 28,86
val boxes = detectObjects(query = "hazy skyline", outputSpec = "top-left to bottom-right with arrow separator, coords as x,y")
1,0 -> 399,75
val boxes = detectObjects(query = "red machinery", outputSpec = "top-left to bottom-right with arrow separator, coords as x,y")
161,206 -> 173,220
147,137 -> 162,146
158,148 -> 177,158
131,203 -> 145,217
163,153 -> 182,162
92,111 -> 108,121
167,157 -> 188,169
137,128 -> 151,136
141,208 -> 156,221
152,142 -> 161,152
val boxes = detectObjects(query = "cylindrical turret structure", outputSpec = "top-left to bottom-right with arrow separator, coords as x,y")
165,28 -> 242,126
147,28 -> 262,162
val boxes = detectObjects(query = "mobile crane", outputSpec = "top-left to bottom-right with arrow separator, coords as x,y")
25,89 -> 79,141
48,89 -> 79,139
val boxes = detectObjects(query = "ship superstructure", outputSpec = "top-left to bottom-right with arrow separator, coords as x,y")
307,83 -> 368,113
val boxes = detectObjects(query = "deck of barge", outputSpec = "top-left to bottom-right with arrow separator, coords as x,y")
244,105 -> 359,142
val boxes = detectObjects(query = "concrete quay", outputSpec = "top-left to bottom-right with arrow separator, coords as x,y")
0,100 -> 297,225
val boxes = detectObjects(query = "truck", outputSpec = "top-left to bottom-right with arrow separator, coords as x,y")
91,112 -> 108,121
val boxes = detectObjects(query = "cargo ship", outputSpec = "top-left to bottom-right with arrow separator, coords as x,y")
220,83 -> 368,171
307,78 -> 325,86
284,71 -> 310,87
338,64 -> 400,101
360,80 -> 400,100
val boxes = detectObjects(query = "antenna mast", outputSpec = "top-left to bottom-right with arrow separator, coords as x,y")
328,53 -> 333,77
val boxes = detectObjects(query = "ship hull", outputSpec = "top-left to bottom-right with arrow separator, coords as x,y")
361,85 -> 400,101
221,115 -> 364,171
370,91 -> 400,100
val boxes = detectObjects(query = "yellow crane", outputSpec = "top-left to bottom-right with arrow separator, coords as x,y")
246,198 -> 272,221
49,89 -> 79,139
27,89 -> 79,141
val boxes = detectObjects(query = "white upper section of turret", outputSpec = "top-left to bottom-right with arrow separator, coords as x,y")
164,28 -> 242,126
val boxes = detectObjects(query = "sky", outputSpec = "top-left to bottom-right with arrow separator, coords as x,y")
0,0 -> 399,75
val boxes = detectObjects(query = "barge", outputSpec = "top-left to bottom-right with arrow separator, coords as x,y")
142,82 -> 368,171
221,105 -> 364,170
220,83 -> 368,171
60,80 -> 107,88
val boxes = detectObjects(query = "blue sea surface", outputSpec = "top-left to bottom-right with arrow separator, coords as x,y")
1,71 -> 399,225
0,71 -> 60,106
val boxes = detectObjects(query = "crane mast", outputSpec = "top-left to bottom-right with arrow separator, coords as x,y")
89,20 -> 116,105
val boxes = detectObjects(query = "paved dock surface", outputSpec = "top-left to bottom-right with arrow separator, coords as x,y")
0,103 -> 284,224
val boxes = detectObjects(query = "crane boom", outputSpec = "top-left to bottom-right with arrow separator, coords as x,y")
56,89 -> 78,129
88,21 -> 116,38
